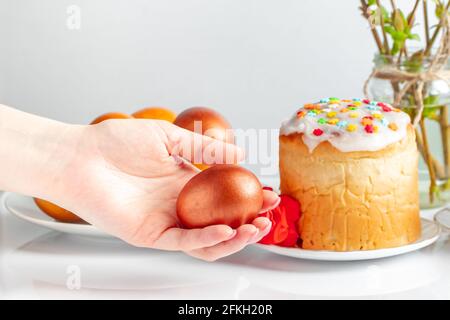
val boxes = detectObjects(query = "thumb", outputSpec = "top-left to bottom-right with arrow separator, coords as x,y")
159,121 -> 245,165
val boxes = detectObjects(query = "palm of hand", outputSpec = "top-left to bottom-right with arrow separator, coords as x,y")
60,119 -> 276,261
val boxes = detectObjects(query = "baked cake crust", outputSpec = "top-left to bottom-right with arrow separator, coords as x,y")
279,124 -> 421,251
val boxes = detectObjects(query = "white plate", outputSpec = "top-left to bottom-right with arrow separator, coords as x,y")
434,207 -> 450,232
254,218 -> 441,261
2,192 -> 442,261
2,192 -> 113,238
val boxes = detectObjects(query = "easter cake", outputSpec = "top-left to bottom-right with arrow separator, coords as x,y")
279,98 -> 421,251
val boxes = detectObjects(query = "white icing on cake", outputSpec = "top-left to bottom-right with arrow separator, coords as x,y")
280,98 -> 411,153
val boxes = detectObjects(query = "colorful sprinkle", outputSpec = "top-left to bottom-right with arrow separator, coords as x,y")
319,98 -> 329,103
317,118 -> 327,124
377,102 -> 393,112
304,104 -> 316,110
349,112 -> 359,118
380,118 -> 389,126
313,128 -> 324,136
372,112 -> 383,119
361,118 -> 373,126
362,99 -> 371,104
340,108 -> 349,113
307,111 -> 317,117
336,120 -> 348,128
365,124 -> 375,133
388,123 -> 398,131
327,118 -> 339,125
346,124 -> 358,132
327,111 -> 337,118
348,107 -> 358,110
353,101 -> 362,106
296,110 -> 306,118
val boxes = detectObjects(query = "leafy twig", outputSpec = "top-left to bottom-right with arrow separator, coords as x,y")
376,0 -> 390,53
424,0 -> 450,56
440,105 -> 450,176
423,0 -> 430,42
360,0 -> 385,53
398,0 -> 421,62
419,118 -> 437,203
415,127 -> 446,178
390,0 -> 397,10
408,0 -> 421,27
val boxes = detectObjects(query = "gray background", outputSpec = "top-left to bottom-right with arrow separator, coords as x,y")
0,0 -> 438,175
0,0 -> 374,128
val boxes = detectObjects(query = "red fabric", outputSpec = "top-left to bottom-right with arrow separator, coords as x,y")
259,194 -> 301,247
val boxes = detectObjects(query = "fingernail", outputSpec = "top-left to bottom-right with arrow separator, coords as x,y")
259,195 -> 281,214
227,229 -> 237,238
271,196 -> 281,208
262,220 -> 272,232
247,227 -> 259,243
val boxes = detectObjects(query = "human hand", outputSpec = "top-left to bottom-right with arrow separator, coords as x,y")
47,119 -> 279,261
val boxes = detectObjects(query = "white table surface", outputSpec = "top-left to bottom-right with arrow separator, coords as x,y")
1,192 -> 449,300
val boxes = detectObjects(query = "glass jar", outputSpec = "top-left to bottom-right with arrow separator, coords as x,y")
367,53 -> 450,208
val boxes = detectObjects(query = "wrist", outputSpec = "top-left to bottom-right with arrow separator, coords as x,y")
0,105 -> 86,200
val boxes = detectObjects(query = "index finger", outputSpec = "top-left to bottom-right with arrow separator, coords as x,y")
157,120 -> 245,165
